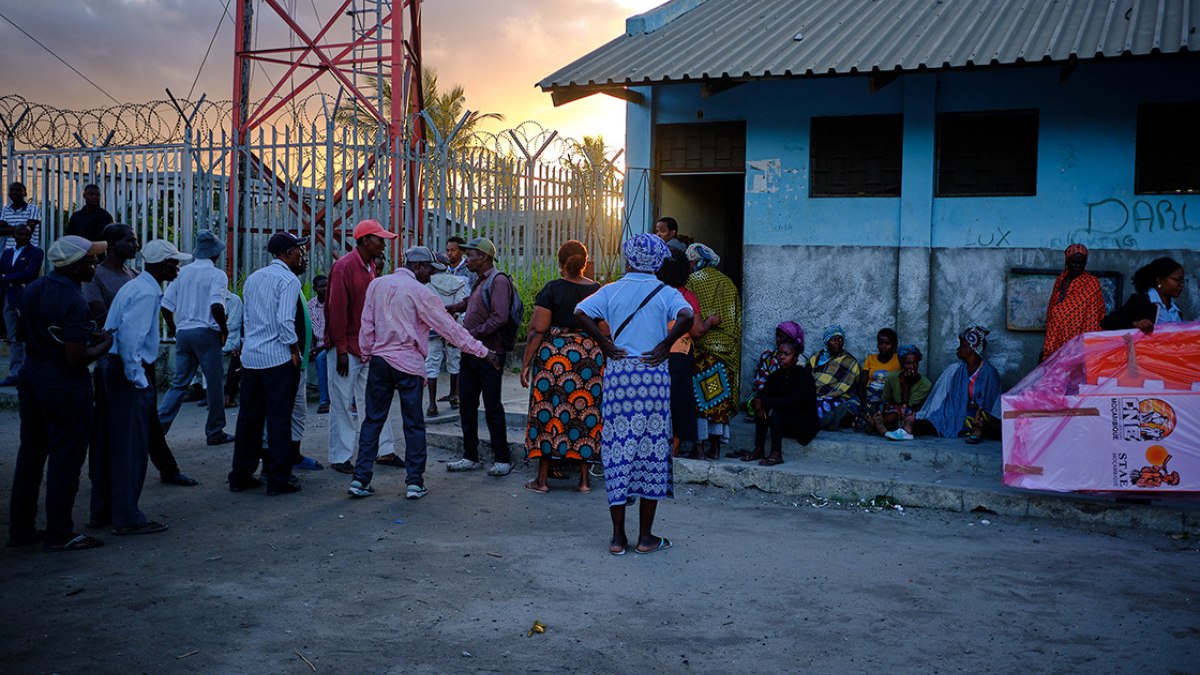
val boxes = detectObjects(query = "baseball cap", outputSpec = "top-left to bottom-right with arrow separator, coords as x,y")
353,219 -> 397,241
404,246 -> 447,271
141,239 -> 192,264
461,237 -> 498,260
267,232 -> 310,255
48,235 -> 107,268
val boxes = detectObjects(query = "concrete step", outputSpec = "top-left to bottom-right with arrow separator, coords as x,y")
425,422 -> 1200,535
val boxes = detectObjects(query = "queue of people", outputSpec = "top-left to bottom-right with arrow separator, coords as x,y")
1,182 -> 1191,556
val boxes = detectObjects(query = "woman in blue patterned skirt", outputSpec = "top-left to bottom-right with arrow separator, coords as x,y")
575,233 -> 694,555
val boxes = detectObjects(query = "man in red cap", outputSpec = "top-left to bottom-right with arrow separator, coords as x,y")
326,219 -> 398,473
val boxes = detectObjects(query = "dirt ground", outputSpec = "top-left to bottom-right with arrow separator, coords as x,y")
1,398 -> 1198,675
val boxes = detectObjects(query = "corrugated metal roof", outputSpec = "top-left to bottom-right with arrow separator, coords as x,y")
539,0 -> 1200,90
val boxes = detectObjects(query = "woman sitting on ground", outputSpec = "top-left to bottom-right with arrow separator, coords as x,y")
853,327 -> 900,429
1101,257 -> 1187,333
744,339 -> 818,467
894,326 -> 1001,444
732,320 -> 804,458
520,240 -> 603,494
808,325 -> 861,430
873,345 -> 933,439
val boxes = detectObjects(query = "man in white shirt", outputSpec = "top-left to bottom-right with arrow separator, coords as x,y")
221,288 -> 244,409
101,239 -> 191,536
229,233 -> 308,496
157,230 -> 233,445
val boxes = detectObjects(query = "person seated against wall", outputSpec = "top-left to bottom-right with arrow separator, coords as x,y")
852,327 -> 900,430
808,325 -> 861,431
733,320 -> 804,458
1041,243 -> 1105,361
743,340 -> 818,467
1101,257 -> 1186,333
874,345 -> 933,439
892,326 -> 1001,444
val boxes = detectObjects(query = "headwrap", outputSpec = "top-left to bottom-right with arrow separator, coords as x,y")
623,232 -> 672,273
686,243 -> 721,269
822,324 -> 845,347
777,321 -> 804,346
1064,243 -> 1088,259
959,325 -> 990,357
897,344 -> 922,361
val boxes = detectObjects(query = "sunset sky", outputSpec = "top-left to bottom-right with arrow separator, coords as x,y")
0,0 -> 663,153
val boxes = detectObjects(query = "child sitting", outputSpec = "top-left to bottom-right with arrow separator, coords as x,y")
743,340 -> 819,466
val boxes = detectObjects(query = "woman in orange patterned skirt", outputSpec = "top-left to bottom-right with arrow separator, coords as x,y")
1041,243 -> 1105,361
519,240 -> 604,493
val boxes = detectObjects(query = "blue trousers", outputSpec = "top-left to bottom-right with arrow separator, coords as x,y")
10,380 -> 92,544
230,362 -> 300,489
158,327 -> 227,441
356,356 -> 426,486
314,348 -> 330,406
102,358 -> 153,529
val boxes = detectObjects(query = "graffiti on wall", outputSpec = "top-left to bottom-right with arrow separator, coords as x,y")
1053,197 -> 1199,249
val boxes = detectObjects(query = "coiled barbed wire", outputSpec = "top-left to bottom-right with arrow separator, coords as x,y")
0,95 -> 622,169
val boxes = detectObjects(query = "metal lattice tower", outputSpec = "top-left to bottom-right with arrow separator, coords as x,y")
230,0 -> 423,257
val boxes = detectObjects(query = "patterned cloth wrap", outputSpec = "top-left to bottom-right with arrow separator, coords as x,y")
809,325 -> 861,420
623,233 -> 672,273
1041,245 -> 1104,360
898,344 -> 922,360
600,357 -> 673,507
960,325 -> 990,357
687,260 -> 742,424
524,327 -> 605,463
686,243 -> 721,269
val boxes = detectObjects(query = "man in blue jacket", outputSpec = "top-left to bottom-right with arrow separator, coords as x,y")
0,224 -> 44,386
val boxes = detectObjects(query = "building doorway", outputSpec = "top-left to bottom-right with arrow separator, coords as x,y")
655,122 -> 746,288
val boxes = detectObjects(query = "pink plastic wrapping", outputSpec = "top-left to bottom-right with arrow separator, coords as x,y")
1002,321 -> 1200,493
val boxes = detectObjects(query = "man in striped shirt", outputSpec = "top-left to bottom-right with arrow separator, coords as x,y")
228,233 -> 308,496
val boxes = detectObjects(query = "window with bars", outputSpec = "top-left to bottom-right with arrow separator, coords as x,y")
936,110 -> 1038,197
1136,103 -> 1200,194
808,114 -> 903,197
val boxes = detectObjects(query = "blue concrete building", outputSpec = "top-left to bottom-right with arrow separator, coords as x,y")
540,0 -> 1200,388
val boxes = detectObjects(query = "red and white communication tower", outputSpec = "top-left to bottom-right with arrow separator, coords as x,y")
228,0 -> 423,261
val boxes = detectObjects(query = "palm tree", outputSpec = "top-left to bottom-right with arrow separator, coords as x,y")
333,67 -> 503,152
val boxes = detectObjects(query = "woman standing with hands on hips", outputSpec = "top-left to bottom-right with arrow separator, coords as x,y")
574,233 -> 694,556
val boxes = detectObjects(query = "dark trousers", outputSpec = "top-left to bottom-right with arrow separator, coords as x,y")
225,352 -> 241,399
90,358 -> 179,509
355,356 -> 426,486
230,362 -> 300,489
668,352 -> 698,443
755,408 -> 818,454
755,413 -> 788,456
102,358 -> 153,529
458,352 -> 509,463
10,381 -> 93,544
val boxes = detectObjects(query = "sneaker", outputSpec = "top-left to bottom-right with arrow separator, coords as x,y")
487,462 -> 512,477
405,484 -> 427,500
446,458 -> 481,472
884,429 -> 914,441
347,479 -> 375,498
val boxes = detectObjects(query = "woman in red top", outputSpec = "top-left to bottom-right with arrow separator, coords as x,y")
1041,243 -> 1104,361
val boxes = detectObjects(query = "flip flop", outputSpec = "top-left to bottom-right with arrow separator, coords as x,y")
634,537 -> 671,555
741,453 -> 765,462
523,481 -> 550,494
45,533 -> 104,552
759,457 -> 784,466
577,485 -> 592,494
609,539 -> 629,556
112,521 -> 168,536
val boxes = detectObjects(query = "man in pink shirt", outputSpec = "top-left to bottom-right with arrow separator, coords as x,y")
326,219 -> 398,472
348,247 -> 498,500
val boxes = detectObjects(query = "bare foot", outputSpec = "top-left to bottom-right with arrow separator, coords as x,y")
742,448 -> 765,462
577,481 -> 591,493
635,535 -> 671,554
523,480 -> 549,494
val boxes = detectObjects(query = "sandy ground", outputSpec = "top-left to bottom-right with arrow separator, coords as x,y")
1,390 -> 1198,675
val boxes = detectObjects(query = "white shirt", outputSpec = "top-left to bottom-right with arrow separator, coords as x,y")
1,202 -> 42,249
241,259 -> 301,369
1148,288 -> 1183,324
161,258 -> 229,331
223,290 -> 245,355
575,272 -> 692,356
105,271 -> 163,389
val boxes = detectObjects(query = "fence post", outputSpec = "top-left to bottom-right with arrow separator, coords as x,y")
182,125 -> 195,249
324,117 -> 336,267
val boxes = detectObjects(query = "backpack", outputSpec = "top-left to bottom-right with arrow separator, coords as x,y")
481,270 -> 523,353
